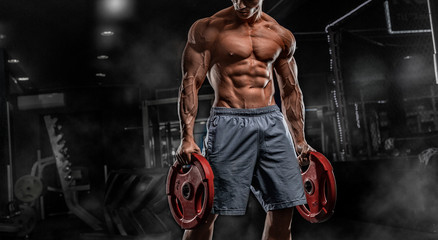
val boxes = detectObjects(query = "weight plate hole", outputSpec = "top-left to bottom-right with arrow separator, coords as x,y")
304,180 -> 314,194
182,183 -> 192,200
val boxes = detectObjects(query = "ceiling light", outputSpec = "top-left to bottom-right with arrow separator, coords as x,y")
17,77 -> 29,81
101,31 -> 114,36
97,55 -> 109,60
0,34 -> 6,40
99,0 -> 134,19
8,59 -> 20,64
96,73 -> 106,77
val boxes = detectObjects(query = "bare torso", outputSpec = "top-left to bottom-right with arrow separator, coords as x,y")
200,7 -> 289,108
177,3 -> 313,169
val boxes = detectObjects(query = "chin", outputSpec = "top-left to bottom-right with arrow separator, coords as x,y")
237,12 -> 254,19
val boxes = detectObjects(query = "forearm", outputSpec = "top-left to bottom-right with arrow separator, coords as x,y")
281,87 -> 306,144
274,31 -> 314,160
178,75 -> 199,140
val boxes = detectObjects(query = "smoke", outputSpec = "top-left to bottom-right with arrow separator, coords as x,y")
118,19 -> 185,93
154,159 -> 438,240
358,161 -> 438,233
284,157 -> 438,240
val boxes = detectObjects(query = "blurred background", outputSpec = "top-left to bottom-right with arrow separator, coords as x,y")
0,0 -> 437,239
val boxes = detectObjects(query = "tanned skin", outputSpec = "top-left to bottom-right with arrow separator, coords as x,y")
176,0 -> 314,239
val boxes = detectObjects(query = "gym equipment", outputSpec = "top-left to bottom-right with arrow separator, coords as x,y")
11,205 -> 37,237
166,153 -> 214,229
297,151 -> 337,223
103,168 -> 176,237
14,175 -> 43,203
0,203 -> 37,237
44,115 -> 102,231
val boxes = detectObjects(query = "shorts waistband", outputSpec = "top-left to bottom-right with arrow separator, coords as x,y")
210,105 -> 280,116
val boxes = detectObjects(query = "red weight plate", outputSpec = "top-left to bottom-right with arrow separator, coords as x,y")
297,151 -> 337,223
166,153 -> 214,229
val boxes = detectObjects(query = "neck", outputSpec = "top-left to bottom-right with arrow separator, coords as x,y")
234,10 -> 262,25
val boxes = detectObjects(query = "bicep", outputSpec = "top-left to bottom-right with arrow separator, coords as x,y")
182,43 -> 209,88
181,19 -> 210,89
274,27 -> 298,92
274,56 -> 299,97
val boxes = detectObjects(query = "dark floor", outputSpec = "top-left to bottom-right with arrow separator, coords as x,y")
1,158 -> 437,240
1,211 -> 437,240
292,216 -> 438,240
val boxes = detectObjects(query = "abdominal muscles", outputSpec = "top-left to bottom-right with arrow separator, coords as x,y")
208,58 -> 276,108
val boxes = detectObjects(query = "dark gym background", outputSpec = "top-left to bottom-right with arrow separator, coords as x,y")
0,0 -> 437,239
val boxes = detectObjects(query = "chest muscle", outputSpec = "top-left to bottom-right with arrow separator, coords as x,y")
213,27 -> 282,63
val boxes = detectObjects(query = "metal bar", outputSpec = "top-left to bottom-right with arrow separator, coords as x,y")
384,1 -> 432,35
31,150 -> 41,177
154,118 -> 208,127
327,31 -> 350,161
7,164 -> 12,202
267,0 -> 286,14
391,134 -> 438,141
325,0 -> 374,32
6,101 -> 13,201
165,122 -> 173,167
142,101 -> 152,168
40,196 -> 45,220
360,90 -> 373,158
104,164 -> 108,183
146,94 -> 214,106
320,121 -> 326,153
432,87 -> 438,129
427,0 -> 438,84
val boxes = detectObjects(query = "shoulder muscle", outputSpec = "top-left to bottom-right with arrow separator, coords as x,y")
187,18 -> 210,49
277,26 -> 295,59
260,13 -> 296,58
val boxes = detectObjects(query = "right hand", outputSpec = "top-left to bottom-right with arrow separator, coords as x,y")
295,141 -> 315,167
176,137 -> 201,165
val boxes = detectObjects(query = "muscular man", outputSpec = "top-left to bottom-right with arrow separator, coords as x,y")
176,0 -> 314,239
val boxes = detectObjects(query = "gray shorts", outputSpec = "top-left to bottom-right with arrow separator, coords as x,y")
202,105 -> 307,215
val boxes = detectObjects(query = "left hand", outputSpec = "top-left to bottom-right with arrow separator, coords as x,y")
295,141 -> 315,166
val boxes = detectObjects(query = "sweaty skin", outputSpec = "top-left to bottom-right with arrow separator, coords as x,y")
176,5 -> 314,166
